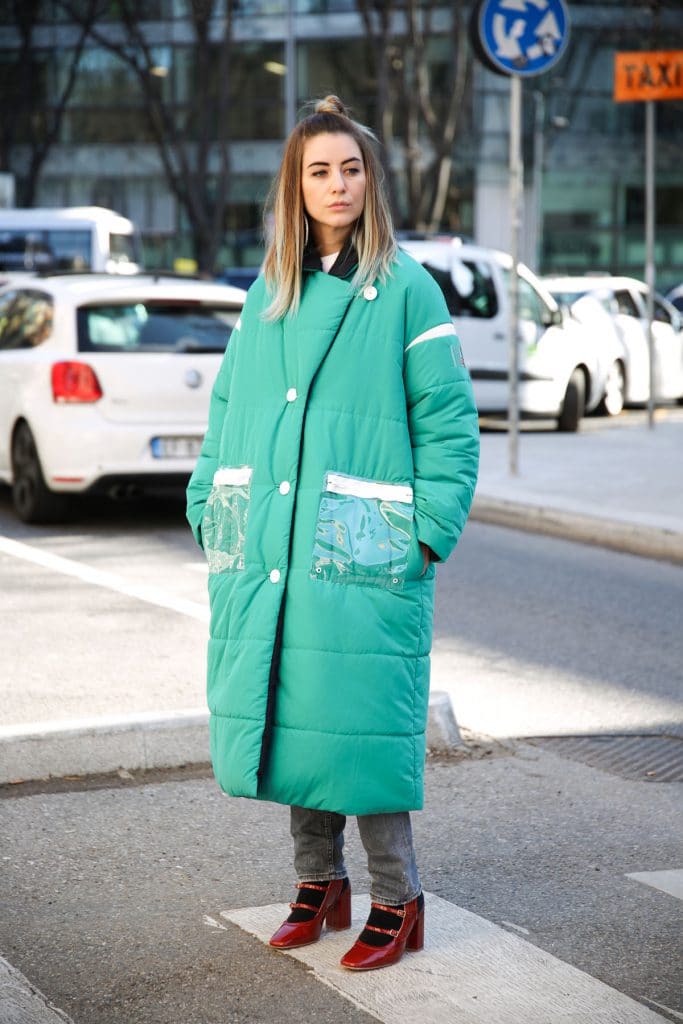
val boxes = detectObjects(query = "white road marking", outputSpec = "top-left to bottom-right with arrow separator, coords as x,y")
0,534 -> 209,622
203,915 -> 228,930
626,869 -> 683,902
222,892 -> 667,1024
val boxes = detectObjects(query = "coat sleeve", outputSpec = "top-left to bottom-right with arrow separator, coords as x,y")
402,267 -> 480,563
185,320 -> 239,548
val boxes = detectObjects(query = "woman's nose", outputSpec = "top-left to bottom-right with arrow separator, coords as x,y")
330,170 -> 346,192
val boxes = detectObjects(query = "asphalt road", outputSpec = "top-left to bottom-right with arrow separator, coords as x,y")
1,473 -> 681,738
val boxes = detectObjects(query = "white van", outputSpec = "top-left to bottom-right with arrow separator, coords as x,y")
401,239 -> 621,431
0,206 -> 141,275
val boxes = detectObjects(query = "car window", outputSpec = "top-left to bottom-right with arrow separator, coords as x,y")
0,289 -> 54,349
614,289 -> 640,317
77,301 -> 241,354
422,258 -> 498,318
517,278 -> 546,326
653,298 -> 673,325
0,229 -> 91,271
109,232 -> 139,265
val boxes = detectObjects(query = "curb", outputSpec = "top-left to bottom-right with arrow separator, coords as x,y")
0,956 -> 74,1023
471,495 -> 683,565
0,695 -> 463,786
0,709 -> 210,785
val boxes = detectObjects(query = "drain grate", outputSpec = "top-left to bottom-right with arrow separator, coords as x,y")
526,734 -> 683,783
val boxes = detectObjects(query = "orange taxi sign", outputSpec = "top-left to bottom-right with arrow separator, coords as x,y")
614,51 -> 683,102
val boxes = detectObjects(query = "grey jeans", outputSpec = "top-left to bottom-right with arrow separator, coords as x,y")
290,805 -> 421,906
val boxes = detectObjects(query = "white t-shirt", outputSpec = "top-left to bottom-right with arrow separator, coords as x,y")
320,251 -> 340,273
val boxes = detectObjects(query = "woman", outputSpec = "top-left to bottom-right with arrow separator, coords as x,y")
186,96 -> 479,971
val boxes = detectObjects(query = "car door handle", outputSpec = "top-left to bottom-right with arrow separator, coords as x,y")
494,332 -> 506,340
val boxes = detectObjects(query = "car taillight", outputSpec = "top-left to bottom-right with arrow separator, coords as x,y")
51,361 -> 103,403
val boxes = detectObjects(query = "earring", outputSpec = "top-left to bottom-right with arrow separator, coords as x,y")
303,217 -> 309,247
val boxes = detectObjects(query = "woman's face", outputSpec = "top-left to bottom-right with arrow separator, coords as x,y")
301,132 -> 366,251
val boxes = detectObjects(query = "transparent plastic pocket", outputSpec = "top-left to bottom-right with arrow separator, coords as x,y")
311,472 -> 414,587
202,466 -> 252,573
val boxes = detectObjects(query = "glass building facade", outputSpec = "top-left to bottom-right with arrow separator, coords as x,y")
0,1 -> 681,289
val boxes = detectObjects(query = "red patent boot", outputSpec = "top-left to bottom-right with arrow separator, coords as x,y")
340,893 -> 424,971
269,878 -> 351,949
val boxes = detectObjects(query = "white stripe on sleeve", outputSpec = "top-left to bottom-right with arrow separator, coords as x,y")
405,322 -> 457,352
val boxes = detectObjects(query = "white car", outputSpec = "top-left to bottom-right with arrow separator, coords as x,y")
402,240 -> 615,431
665,283 -> 683,314
544,275 -> 683,407
0,273 -> 245,522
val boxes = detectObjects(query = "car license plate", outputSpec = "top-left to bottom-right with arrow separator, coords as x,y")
151,436 -> 203,459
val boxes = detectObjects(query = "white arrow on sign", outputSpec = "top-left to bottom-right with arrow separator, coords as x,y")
525,9 -> 561,58
535,10 -> 561,39
493,13 -> 525,58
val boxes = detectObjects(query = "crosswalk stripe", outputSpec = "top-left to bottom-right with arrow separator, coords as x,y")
0,534 -> 209,622
222,893 -> 667,1024
626,869 -> 683,902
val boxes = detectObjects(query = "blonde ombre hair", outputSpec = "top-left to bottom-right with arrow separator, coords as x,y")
262,96 -> 397,320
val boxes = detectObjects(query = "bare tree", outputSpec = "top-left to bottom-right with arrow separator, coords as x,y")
0,0 -> 97,205
59,0 -> 235,274
356,0 -> 402,221
406,0 -> 471,231
355,0 -> 472,232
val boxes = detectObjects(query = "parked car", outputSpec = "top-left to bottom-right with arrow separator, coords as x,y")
666,283 -> 683,313
401,239 -> 613,431
544,275 -> 683,406
0,272 -> 246,522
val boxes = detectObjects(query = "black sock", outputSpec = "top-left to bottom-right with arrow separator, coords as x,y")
286,879 -> 347,923
358,892 -> 424,947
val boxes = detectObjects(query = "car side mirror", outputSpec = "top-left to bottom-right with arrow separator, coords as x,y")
542,307 -> 564,327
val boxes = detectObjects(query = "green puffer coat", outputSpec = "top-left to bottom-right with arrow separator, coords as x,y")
186,249 -> 479,815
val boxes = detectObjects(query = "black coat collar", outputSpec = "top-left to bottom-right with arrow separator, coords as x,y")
303,237 -> 357,279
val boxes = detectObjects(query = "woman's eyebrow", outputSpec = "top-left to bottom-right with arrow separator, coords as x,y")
306,157 -> 362,169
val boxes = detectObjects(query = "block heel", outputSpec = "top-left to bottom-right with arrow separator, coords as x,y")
326,880 -> 352,930
406,905 -> 424,950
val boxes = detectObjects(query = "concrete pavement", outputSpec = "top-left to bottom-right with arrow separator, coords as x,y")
473,408 -> 683,563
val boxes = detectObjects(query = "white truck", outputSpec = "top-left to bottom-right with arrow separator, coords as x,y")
0,206 -> 141,275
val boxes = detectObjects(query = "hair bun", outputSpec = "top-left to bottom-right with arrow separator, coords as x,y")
314,95 -> 349,118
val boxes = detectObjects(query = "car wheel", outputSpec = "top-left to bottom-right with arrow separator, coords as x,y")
599,361 -> 626,416
557,369 -> 586,432
11,422 -> 69,524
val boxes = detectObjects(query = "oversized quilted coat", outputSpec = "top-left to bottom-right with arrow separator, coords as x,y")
186,248 -> 479,815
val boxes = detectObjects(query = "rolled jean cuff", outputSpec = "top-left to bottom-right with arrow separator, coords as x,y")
370,885 -> 422,906
297,872 -> 347,883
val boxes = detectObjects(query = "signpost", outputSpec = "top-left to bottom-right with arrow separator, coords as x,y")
614,50 -> 683,430
473,0 -> 569,476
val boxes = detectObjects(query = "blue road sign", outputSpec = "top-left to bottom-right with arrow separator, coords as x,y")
478,0 -> 570,77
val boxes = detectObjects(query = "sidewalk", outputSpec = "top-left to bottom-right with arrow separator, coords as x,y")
473,409 -> 683,563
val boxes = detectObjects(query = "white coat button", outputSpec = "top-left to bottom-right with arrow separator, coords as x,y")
286,387 -> 298,402
269,569 -> 281,584
363,285 -> 377,301
279,481 -> 291,495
